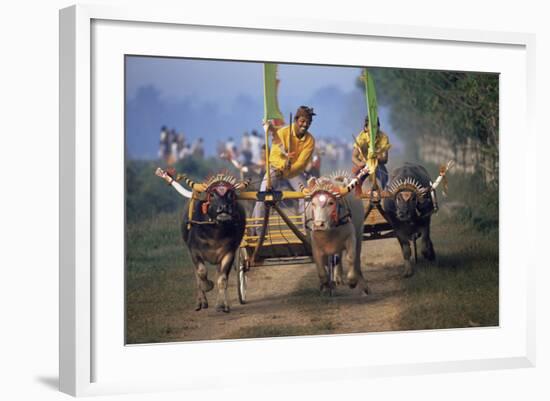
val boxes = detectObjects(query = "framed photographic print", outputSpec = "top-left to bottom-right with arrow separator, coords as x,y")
60,4 -> 536,397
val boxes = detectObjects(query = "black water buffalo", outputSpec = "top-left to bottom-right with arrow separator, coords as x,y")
383,163 -> 436,277
175,173 -> 250,312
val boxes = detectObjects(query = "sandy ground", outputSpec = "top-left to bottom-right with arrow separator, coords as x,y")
170,237 -> 407,342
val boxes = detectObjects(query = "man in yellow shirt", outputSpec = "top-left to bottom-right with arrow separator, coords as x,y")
352,116 -> 391,189
252,106 -> 316,227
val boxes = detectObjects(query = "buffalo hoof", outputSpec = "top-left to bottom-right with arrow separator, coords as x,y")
204,279 -> 214,292
363,285 -> 370,296
216,304 -> 230,313
195,300 -> 209,311
403,268 -> 414,278
347,277 -> 358,289
423,250 -> 436,261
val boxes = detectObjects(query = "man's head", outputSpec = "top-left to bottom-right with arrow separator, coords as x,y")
364,116 -> 380,130
294,106 -> 316,137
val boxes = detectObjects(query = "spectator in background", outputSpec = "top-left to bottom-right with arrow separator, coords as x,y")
158,125 -> 171,161
191,138 -> 205,159
249,129 -> 262,165
180,144 -> 193,159
226,137 -> 238,160
170,128 -> 179,162
176,132 -> 186,160
241,131 -> 251,154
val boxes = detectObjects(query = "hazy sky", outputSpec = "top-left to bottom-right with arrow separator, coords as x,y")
126,57 -> 362,106
125,56 -> 395,158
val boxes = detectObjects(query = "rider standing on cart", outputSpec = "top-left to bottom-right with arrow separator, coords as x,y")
351,115 -> 391,190
252,105 -> 316,229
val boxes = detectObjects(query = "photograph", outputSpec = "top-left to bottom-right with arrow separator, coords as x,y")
124,56 -> 499,344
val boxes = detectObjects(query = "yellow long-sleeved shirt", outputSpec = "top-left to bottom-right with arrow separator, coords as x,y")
354,128 -> 391,160
269,124 -> 315,179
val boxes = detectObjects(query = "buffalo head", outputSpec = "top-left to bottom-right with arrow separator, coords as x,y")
388,177 -> 430,222
394,190 -> 418,221
310,190 -> 341,231
302,173 -> 361,231
204,182 -> 239,223
177,172 -> 250,224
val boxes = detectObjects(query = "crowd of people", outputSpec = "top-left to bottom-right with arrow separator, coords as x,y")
216,130 -> 265,175
158,126 -> 205,164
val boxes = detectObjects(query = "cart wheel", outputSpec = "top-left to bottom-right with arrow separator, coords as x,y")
236,249 -> 248,304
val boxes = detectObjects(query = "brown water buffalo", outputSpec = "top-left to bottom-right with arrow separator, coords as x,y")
303,170 -> 369,295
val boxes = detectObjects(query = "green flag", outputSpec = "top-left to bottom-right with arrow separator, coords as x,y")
363,68 -> 378,155
263,63 -> 285,127
362,68 -> 379,177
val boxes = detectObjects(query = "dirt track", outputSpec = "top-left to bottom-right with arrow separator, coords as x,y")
171,238 -> 407,342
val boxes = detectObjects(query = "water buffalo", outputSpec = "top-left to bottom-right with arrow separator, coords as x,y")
158,170 -> 250,312
383,163 -> 436,277
303,170 -> 369,295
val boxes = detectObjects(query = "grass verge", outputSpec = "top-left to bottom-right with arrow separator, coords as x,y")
397,212 -> 498,330
126,212 -> 196,344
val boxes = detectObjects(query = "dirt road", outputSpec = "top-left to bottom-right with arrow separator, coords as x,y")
171,238 -> 407,342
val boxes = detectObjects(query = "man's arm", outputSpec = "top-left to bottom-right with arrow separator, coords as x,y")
352,146 -> 366,167
376,132 -> 391,164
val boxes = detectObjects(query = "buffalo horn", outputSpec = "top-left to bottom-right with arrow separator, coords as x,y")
234,178 -> 251,190
176,173 -> 207,192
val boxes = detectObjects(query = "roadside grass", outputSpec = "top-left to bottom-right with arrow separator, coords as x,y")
397,212 -> 499,330
228,321 -> 338,339
126,212 -> 197,344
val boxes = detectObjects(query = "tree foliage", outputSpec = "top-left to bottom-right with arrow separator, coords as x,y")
367,68 -> 499,151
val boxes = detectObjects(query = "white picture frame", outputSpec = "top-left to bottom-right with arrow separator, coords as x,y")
59,4 -> 536,397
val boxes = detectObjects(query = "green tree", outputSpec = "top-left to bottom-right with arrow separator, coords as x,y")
364,68 -> 498,183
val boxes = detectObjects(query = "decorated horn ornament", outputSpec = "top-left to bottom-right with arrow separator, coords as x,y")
388,177 -> 425,196
176,173 -> 207,192
303,178 -> 341,198
339,178 -> 358,195
338,165 -> 370,195
327,170 -> 353,184
431,160 -> 455,195
234,178 -> 251,191
154,168 -> 193,198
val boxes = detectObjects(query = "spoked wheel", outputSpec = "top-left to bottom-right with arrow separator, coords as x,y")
235,248 -> 248,304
